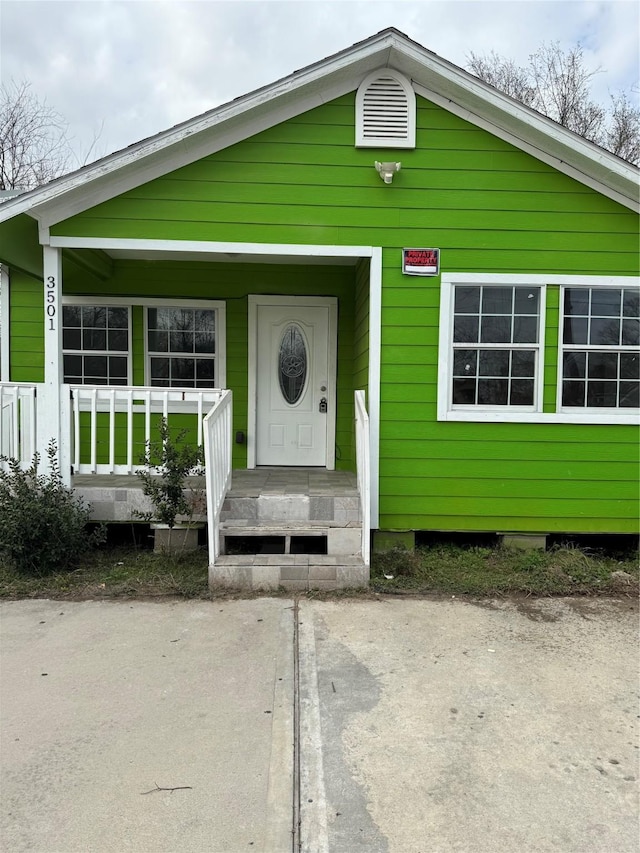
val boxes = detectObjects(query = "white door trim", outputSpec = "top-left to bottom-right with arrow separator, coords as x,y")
248,295 -> 337,469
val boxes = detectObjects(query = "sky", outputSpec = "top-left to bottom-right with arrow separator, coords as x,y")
1,0 -> 638,165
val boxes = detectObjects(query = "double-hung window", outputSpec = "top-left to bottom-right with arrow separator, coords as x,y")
561,286 -> 639,410
447,281 -> 541,410
147,306 -> 217,388
62,305 -> 130,385
439,274 -> 639,423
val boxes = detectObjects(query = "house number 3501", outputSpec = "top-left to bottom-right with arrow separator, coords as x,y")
46,276 -> 56,330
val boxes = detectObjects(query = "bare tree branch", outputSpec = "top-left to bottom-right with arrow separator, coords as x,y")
0,81 -> 75,190
467,42 -> 639,165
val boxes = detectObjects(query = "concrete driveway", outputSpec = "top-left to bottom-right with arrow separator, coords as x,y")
1,596 -> 637,852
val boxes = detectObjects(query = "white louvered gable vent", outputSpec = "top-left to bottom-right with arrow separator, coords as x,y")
356,69 -> 416,149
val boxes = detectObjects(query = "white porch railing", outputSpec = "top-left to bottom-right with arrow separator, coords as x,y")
70,385 -> 222,475
203,389 -> 233,566
355,389 -> 371,566
0,383 -> 37,469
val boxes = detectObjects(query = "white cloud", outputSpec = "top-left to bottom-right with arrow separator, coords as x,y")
1,0 -> 638,160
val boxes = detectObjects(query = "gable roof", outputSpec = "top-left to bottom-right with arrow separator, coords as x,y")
2,26 -> 638,231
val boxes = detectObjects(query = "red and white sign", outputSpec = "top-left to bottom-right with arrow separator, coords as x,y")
402,248 -> 440,276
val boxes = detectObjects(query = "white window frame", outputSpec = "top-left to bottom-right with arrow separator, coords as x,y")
61,298 -> 133,385
557,281 -> 639,417
438,273 -> 639,425
144,300 -> 226,389
61,296 -> 226,389
438,274 -> 545,421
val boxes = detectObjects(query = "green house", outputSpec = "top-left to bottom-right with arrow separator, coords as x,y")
0,29 -> 638,588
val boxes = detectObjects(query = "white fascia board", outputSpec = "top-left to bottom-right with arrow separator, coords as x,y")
33,78 -> 365,229
413,82 -> 639,212
48,236 -> 375,259
0,38 -> 396,229
393,41 -> 637,200
2,28 -> 637,227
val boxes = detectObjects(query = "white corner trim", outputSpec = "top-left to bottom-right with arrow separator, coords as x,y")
368,248 -> 382,529
0,266 -> 10,381
247,298 -> 258,470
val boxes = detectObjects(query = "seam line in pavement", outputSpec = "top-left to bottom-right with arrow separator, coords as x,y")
293,598 -> 301,852
264,603 -> 296,853
297,601 -> 330,853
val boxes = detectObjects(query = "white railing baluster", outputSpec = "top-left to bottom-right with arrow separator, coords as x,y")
73,389 -> 80,472
355,390 -> 371,567
197,395 -> 203,446
25,389 -> 36,462
11,387 -> 19,456
144,390 -> 151,450
203,390 -> 233,571
0,383 -> 39,471
108,389 -> 116,473
89,388 -> 97,474
126,390 -> 133,473
66,385 -> 221,476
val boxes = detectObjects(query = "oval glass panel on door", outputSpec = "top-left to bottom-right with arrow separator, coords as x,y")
278,324 -> 308,405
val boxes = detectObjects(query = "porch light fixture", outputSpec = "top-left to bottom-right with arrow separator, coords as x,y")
375,161 -> 401,184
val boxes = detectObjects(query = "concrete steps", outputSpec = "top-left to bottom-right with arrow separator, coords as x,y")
215,483 -> 368,589
209,555 -> 368,591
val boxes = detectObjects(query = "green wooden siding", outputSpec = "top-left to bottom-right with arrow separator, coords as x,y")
38,92 -> 640,534
353,258 -> 370,393
9,271 -> 44,382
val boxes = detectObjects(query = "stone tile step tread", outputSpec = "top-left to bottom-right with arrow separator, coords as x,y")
220,524 -> 362,533
216,555 -> 365,566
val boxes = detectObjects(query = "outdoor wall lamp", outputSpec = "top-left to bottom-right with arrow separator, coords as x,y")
375,161 -> 401,184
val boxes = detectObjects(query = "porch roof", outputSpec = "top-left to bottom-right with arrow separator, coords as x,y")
0,26 -> 637,241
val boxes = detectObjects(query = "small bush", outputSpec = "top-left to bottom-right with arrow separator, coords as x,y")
135,419 -> 204,529
0,441 -> 103,576
372,546 -> 424,578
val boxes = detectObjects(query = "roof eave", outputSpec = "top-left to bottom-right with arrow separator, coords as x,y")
0,28 -> 637,227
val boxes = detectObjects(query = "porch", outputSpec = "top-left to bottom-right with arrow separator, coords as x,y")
0,382 -> 370,587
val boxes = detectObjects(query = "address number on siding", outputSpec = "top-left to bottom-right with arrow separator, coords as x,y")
46,276 -> 56,330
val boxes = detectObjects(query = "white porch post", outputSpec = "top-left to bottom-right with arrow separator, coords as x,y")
40,246 -> 71,485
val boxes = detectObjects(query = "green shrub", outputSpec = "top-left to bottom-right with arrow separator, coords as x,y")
135,419 -> 204,529
0,441 -> 104,576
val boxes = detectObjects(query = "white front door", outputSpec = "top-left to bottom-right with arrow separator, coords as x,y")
254,298 -> 336,467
